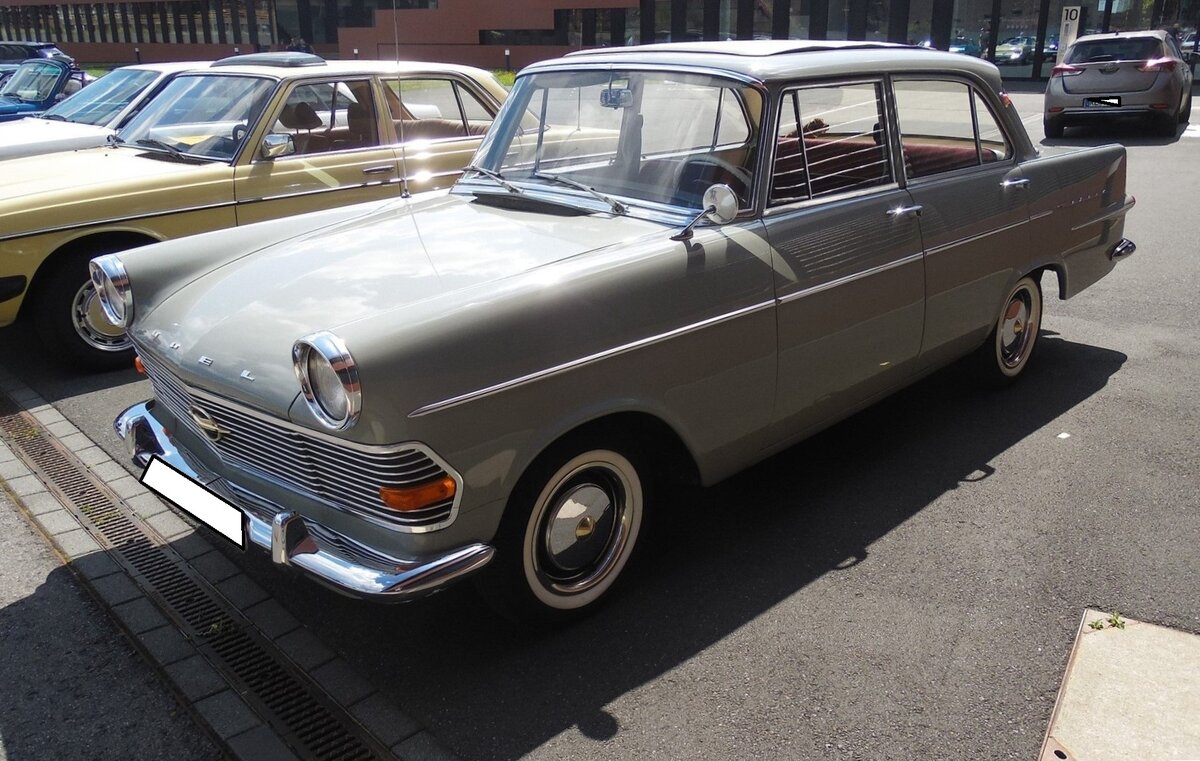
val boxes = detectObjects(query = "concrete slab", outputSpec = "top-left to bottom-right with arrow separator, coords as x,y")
1041,609 -> 1200,761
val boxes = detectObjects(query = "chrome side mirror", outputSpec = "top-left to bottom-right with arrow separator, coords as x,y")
261,133 -> 295,160
671,183 -> 739,242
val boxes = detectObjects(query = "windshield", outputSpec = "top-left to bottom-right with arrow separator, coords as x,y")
43,67 -> 158,125
0,60 -> 63,101
118,73 -> 275,161
469,69 -> 761,212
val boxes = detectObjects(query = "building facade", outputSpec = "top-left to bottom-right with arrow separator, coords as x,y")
0,0 -> 1194,78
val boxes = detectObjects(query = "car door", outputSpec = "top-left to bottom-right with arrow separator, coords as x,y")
233,77 -> 402,226
764,79 -> 926,438
891,78 -> 1031,368
381,75 -> 498,193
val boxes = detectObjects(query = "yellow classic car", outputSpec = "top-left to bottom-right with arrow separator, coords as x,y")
0,51 -> 507,369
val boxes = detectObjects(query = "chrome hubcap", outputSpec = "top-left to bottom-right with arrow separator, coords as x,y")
1000,290 -> 1032,368
544,483 -> 618,575
71,280 -> 130,352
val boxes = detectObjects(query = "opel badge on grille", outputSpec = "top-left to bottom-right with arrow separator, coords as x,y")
189,405 -> 229,442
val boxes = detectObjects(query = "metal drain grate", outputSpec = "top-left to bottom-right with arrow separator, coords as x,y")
0,395 -> 387,761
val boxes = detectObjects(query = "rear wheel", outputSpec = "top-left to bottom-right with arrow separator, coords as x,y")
31,249 -> 135,372
478,437 -> 648,624
1154,111 -> 1178,137
1179,92 -> 1192,124
975,275 -> 1043,386
1043,116 -> 1064,139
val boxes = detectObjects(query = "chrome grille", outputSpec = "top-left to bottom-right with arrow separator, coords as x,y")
140,351 -> 456,530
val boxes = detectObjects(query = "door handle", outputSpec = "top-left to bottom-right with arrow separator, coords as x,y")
363,165 -> 397,175
886,204 -> 923,219
1001,178 -> 1030,190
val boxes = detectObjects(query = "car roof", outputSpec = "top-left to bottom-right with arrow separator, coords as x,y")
121,60 -> 213,74
192,58 -> 491,79
1072,29 -> 1168,45
535,40 -> 1002,89
0,40 -> 59,46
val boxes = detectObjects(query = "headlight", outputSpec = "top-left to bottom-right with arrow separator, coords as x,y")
89,254 -> 133,327
293,332 -> 361,430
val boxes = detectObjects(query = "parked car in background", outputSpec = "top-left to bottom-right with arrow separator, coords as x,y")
0,58 -> 91,122
0,64 -> 15,88
1181,31 -> 1197,61
950,37 -> 982,56
993,36 -> 1036,64
0,40 -> 72,65
1043,35 -> 1060,59
0,61 -> 210,161
105,40 -> 1136,622
0,52 -> 507,369
1044,29 -> 1193,137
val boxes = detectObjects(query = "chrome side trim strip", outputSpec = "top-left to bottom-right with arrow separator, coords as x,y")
0,200 -> 238,243
239,180 -> 401,205
409,300 -> 777,417
776,251 -> 924,305
1070,197 -> 1137,232
1030,209 -> 1054,221
924,217 -> 1029,257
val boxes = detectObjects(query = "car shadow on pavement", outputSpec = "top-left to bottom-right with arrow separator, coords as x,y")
1041,119 -> 1187,147
232,332 -> 1127,761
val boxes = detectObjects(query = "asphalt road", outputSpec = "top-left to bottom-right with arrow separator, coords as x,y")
2,90 -> 1198,760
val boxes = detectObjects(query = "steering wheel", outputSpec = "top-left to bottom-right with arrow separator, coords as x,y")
231,123 -> 248,144
678,155 -> 751,202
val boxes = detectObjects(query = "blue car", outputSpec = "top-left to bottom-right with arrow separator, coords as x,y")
0,59 -> 89,122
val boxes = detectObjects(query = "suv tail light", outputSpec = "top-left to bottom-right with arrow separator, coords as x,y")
1052,64 -> 1083,76
1138,57 -> 1177,72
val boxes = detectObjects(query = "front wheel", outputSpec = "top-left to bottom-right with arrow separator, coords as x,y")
478,440 -> 647,624
31,250 -> 135,371
975,275 -> 1042,386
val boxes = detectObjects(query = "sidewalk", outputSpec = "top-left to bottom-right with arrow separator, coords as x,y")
0,485 -> 220,760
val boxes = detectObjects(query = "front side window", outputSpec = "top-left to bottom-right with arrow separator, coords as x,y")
42,67 -> 158,126
472,69 -> 760,211
893,79 -> 1012,180
770,82 -> 891,206
0,61 -> 63,101
384,78 -> 495,142
118,74 -> 275,161
268,80 -> 379,155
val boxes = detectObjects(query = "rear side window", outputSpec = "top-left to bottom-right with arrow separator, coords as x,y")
1067,38 -> 1161,63
770,81 -> 892,205
384,78 -> 495,142
893,79 -> 1012,180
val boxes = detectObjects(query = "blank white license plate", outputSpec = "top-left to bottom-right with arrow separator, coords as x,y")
140,456 -> 245,548
1084,97 -> 1121,108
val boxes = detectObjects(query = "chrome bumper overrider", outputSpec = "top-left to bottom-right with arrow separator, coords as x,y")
113,401 -> 494,601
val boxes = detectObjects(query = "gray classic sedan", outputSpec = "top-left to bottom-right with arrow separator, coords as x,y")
98,41 -> 1136,622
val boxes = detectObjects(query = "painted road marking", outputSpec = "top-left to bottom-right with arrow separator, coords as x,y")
140,456 -> 244,548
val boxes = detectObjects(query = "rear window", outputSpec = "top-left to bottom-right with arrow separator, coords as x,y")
1067,38 -> 1161,63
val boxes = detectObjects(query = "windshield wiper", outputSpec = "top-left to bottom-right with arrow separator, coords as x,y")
463,164 -> 522,194
532,172 -> 628,215
41,113 -> 67,121
135,138 -> 184,157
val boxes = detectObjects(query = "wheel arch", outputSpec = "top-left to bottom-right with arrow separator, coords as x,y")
21,229 -> 162,318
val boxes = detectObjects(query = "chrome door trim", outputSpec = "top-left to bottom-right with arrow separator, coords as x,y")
775,251 -> 924,305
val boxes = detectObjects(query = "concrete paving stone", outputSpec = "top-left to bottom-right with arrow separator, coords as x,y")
0,442 -> 14,462
91,571 -> 144,606
126,491 -> 168,519
136,624 -> 197,667
243,598 -> 302,640
36,508 -> 82,536
170,530 -> 213,560
310,658 -> 375,707
21,490 -> 63,516
108,475 -> 146,500
55,527 -> 103,559
349,692 -> 421,747
89,460 -> 129,482
58,432 -> 92,452
7,473 -> 47,496
146,509 -> 194,540
31,406 -> 67,426
71,549 -> 122,581
164,654 -> 228,703
275,627 -> 336,671
0,458 -> 30,480
112,595 -> 169,635
226,724 -> 302,761
45,419 -> 81,438
75,445 -> 111,467
393,730 -> 458,761
191,550 -> 241,584
194,690 -> 262,741
215,573 -> 270,609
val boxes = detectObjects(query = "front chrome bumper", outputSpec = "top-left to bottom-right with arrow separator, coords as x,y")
114,400 -> 494,601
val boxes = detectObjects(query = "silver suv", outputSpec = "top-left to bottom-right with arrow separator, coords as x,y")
1043,30 -> 1193,138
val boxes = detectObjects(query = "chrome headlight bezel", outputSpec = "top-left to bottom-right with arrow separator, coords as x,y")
89,254 -> 133,328
292,331 -> 361,430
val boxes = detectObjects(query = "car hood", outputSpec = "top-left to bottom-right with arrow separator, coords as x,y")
134,192 -> 667,414
0,117 -> 113,160
0,96 -> 36,115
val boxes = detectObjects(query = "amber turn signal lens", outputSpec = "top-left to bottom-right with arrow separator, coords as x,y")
134,355 -> 146,375
379,476 -> 457,512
